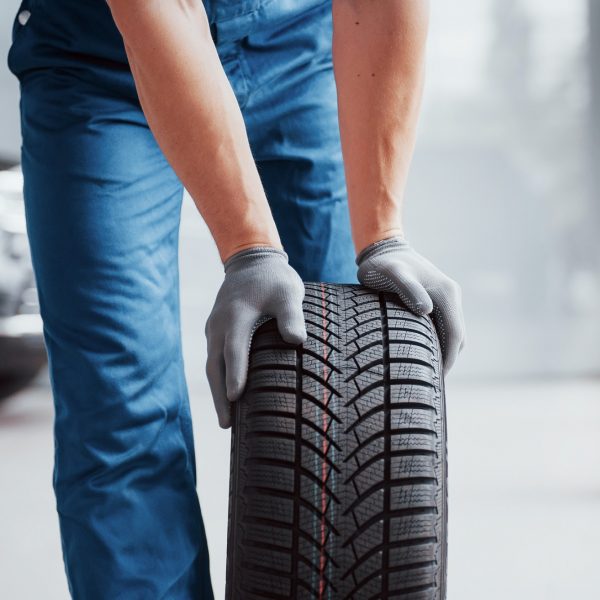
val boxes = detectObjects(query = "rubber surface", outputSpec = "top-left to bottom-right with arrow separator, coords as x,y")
226,283 -> 447,599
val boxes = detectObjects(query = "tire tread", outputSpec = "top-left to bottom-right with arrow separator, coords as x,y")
226,284 -> 447,599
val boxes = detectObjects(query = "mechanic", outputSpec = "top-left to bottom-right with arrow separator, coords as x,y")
8,0 -> 464,597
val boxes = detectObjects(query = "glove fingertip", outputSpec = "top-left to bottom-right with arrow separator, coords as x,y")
226,377 -> 245,403
217,408 -> 232,428
283,334 -> 306,346
387,276 -> 433,316
413,299 -> 434,316
279,324 -> 307,346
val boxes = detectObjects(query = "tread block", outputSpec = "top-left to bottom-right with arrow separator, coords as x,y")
251,348 -> 298,369
244,494 -> 294,523
243,464 -> 295,492
241,567 -> 290,597
348,432 -> 436,466
390,541 -> 437,566
241,520 -> 293,548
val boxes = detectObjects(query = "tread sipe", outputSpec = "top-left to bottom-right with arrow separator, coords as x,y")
226,284 -> 447,599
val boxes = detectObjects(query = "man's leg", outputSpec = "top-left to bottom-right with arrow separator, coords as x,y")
234,2 -> 357,284
18,66 -> 213,599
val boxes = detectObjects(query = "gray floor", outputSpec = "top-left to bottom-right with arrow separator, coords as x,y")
1,199 -> 599,599
2,373 -> 599,599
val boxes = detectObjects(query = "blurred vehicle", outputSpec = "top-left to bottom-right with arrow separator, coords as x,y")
0,165 -> 46,391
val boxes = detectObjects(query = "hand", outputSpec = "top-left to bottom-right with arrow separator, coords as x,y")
356,236 -> 465,374
205,247 -> 307,428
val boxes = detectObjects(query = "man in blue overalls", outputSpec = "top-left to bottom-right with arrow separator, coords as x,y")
8,0 -> 464,597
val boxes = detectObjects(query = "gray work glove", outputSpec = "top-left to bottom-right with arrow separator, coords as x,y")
205,247 -> 307,428
357,236 -> 465,374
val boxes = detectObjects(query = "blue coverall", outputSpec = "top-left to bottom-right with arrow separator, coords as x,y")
7,0 -> 356,597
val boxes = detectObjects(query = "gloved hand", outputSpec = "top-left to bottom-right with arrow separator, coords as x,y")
205,247 -> 307,428
356,236 -> 465,374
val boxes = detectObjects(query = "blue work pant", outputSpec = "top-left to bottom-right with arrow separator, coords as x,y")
8,0 -> 355,597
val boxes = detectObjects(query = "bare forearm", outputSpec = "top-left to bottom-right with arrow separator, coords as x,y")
332,0 -> 429,253
107,0 -> 281,261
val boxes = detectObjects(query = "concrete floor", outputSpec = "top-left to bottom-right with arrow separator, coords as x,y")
2,374 -> 599,599
1,199 -> 599,599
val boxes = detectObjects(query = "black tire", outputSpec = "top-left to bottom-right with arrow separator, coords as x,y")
226,283 -> 447,599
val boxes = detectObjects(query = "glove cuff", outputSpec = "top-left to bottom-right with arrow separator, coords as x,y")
355,236 -> 408,266
224,246 -> 288,272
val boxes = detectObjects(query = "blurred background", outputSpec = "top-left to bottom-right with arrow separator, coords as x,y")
1,0 -> 598,598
